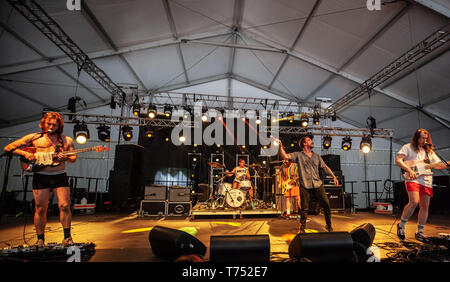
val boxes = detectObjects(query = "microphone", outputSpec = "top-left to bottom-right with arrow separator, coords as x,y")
424,142 -> 433,148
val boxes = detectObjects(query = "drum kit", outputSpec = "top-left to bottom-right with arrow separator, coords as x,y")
206,161 -> 264,209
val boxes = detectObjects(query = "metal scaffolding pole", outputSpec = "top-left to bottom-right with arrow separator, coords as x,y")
7,0 -> 126,104
327,24 -> 450,115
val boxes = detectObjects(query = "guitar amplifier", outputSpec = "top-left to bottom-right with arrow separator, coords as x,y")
144,185 -> 167,201
139,200 -> 166,217
168,186 -> 191,202
167,202 -> 191,216
325,187 -> 345,211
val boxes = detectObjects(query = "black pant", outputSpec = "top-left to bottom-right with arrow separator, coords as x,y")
299,185 -> 332,228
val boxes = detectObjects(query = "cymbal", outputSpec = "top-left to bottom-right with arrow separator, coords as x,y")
249,164 -> 261,167
208,162 -> 224,168
270,160 -> 284,164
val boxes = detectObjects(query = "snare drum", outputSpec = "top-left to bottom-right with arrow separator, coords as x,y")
217,182 -> 232,196
238,180 -> 252,191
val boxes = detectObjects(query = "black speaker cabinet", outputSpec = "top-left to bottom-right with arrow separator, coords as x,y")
210,235 -> 270,262
321,154 -> 341,172
113,144 -> 145,173
350,223 -> 376,249
195,183 -> 209,202
149,225 -> 206,261
109,170 -> 143,208
430,176 -> 450,214
289,232 -> 354,262
326,187 -> 345,211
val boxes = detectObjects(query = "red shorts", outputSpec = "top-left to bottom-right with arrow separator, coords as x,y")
405,182 -> 433,198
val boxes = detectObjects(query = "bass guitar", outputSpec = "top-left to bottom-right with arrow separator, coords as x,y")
20,146 -> 109,172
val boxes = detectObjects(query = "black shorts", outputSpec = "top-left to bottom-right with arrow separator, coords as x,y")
32,173 -> 70,190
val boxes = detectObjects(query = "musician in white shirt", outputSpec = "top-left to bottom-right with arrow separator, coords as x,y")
395,128 -> 448,241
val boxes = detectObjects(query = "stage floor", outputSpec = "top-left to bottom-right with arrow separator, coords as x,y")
0,209 -> 449,262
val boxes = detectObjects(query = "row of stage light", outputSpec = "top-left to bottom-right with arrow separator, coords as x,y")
73,122 -> 373,154
72,104 -> 373,153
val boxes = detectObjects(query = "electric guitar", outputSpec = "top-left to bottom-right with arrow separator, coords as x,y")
282,176 -> 299,194
20,146 -> 109,172
402,159 -> 447,180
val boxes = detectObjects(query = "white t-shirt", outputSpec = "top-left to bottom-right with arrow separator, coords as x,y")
234,167 -> 248,183
397,143 -> 440,188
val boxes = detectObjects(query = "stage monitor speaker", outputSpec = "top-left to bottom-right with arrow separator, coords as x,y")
350,223 -> 376,249
210,235 -> 270,262
149,225 -> 206,261
321,154 -> 341,172
113,144 -> 144,173
289,232 -> 354,262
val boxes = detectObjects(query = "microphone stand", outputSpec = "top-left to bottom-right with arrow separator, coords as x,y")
0,132 -> 45,224
430,144 -> 450,173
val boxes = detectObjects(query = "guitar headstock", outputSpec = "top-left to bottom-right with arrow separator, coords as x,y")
93,146 -> 109,152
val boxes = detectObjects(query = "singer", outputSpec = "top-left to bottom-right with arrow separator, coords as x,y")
4,112 -> 76,247
395,128 -> 448,241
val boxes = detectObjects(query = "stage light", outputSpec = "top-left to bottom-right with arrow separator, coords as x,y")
322,135 -> 332,149
122,126 -> 133,141
313,111 -> 320,125
145,128 -> 153,139
96,125 -> 110,142
360,136 -> 372,154
132,103 -> 140,116
300,113 -> 308,127
256,117 -> 261,124
148,104 -> 157,119
73,122 -> 89,144
367,116 -> 376,135
164,105 -> 172,117
341,136 -> 352,151
179,135 -> 186,143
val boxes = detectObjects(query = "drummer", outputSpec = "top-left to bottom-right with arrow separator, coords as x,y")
226,158 -> 253,200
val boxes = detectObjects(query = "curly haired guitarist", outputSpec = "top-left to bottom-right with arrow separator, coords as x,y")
4,112 -> 76,247
395,129 -> 449,241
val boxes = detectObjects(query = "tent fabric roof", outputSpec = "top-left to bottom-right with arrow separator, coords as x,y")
0,0 -> 448,148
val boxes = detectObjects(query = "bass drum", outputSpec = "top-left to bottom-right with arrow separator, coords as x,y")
217,182 -> 232,196
225,189 -> 246,208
